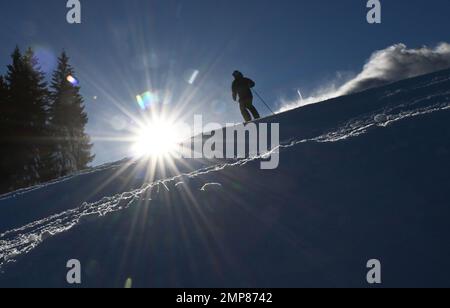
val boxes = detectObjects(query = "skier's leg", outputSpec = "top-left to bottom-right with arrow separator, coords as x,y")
240,103 -> 252,122
248,105 -> 260,120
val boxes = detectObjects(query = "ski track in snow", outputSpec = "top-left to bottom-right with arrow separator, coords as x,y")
315,91 -> 450,143
0,93 -> 449,272
200,183 -> 223,191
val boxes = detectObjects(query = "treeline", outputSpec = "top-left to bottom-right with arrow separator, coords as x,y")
0,47 -> 94,194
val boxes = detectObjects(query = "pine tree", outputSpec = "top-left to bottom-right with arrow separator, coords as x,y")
0,75 -> 7,121
0,75 -> 6,135
0,75 -> 6,97
3,47 -> 50,191
49,52 -> 94,177
2,47 -> 27,191
0,75 -> 10,192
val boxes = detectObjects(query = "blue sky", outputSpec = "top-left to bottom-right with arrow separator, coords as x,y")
1,0 -> 450,165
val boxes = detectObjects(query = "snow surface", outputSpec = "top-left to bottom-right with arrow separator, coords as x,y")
1,69 -> 450,287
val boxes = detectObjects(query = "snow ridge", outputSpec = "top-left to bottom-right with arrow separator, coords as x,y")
314,91 -> 450,143
0,159 -> 132,202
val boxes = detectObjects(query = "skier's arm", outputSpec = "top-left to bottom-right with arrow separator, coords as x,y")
247,78 -> 255,88
232,82 -> 237,101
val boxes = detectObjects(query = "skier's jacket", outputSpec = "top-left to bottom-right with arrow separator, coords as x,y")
232,77 -> 255,102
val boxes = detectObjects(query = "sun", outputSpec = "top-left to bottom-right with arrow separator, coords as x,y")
131,118 -> 184,158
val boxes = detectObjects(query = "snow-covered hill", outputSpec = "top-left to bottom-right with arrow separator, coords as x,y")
1,69 -> 450,287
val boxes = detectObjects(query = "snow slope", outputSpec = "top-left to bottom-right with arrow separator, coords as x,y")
1,69 -> 450,287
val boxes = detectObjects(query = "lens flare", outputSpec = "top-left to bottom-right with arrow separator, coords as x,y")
136,91 -> 159,110
66,75 -> 79,86
188,70 -> 199,84
124,278 -> 133,289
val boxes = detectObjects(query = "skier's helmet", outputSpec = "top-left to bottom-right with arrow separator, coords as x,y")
233,70 -> 243,78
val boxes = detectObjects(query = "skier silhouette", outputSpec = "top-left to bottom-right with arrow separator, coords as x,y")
232,71 -> 260,122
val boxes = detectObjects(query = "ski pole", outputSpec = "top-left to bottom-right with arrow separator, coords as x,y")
253,89 -> 276,115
